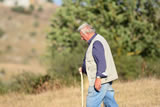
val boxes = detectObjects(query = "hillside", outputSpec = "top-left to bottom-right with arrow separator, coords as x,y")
0,3 -> 58,81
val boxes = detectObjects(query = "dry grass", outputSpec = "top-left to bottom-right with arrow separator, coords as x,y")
0,63 -> 46,81
115,78 -> 160,107
0,78 -> 159,107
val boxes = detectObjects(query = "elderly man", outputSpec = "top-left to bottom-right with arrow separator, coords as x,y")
78,23 -> 118,107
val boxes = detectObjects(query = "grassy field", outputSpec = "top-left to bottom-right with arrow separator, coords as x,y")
0,78 -> 159,107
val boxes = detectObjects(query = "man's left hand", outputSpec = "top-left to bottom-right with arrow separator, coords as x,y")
94,78 -> 101,91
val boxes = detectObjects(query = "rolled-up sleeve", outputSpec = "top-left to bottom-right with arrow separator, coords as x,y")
92,41 -> 107,78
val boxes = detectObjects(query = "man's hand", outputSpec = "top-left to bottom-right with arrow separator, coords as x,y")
94,78 -> 101,91
79,67 -> 82,73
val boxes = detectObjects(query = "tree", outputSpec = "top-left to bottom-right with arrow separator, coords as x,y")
47,0 -> 160,81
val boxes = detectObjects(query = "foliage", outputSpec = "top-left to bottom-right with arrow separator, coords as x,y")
47,50 -> 85,85
49,0 -> 160,57
29,5 -> 35,12
47,0 -> 160,83
0,72 -> 53,94
9,72 -> 40,93
11,6 -> 34,14
47,0 -> 53,3
141,58 -> 160,78
0,69 -> 5,75
30,31 -> 37,37
115,56 -> 142,80
0,81 -> 8,94
37,6 -> 43,12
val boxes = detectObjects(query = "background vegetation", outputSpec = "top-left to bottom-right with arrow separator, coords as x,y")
47,0 -> 160,83
0,0 -> 160,94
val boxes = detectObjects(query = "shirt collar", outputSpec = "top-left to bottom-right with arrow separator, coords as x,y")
88,33 -> 97,45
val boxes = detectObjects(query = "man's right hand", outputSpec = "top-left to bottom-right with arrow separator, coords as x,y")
94,78 -> 101,91
79,67 -> 82,73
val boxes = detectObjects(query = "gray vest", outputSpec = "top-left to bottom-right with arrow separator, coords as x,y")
85,34 -> 118,86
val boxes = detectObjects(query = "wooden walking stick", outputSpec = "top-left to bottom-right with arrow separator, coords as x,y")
80,71 -> 84,107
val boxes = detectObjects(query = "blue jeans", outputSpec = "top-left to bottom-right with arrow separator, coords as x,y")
86,83 -> 118,107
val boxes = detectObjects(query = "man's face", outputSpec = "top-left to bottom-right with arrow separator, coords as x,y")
80,31 -> 87,41
80,27 -> 90,41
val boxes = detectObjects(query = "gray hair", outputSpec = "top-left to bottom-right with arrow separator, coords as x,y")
77,23 -> 95,34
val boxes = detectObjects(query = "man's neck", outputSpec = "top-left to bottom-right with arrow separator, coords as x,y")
87,32 -> 95,42
87,33 -> 97,45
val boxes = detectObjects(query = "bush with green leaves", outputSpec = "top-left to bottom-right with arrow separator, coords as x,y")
0,81 -> 8,94
115,56 -> 143,80
47,0 -> 160,82
0,72 -> 53,94
9,72 -> 39,93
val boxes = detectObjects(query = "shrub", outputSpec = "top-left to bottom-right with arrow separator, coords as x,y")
0,69 -> 6,75
114,56 -> 160,80
10,72 -> 41,93
115,56 -> 143,80
47,50 -> 85,85
37,6 -> 43,12
30,32 -> 37,37
8,72 -> 53,94
11,6 -> 33,14
0,71 -> 55,94
0,81 -> 8,94
141,58 -> 160,78
29,5 -> 35,12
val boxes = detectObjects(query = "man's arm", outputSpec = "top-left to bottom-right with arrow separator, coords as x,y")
92,40 -> 107,91
93,41 -> 107,78
79,55 -> 87,74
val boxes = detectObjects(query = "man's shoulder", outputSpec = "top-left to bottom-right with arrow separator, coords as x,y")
94,34 -> 106,40
93,40 -> 103,47
94,34 -> 107,43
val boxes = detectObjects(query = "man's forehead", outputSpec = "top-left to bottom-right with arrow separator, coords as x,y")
78,23 -> 90,31
81,26 -> 90,31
